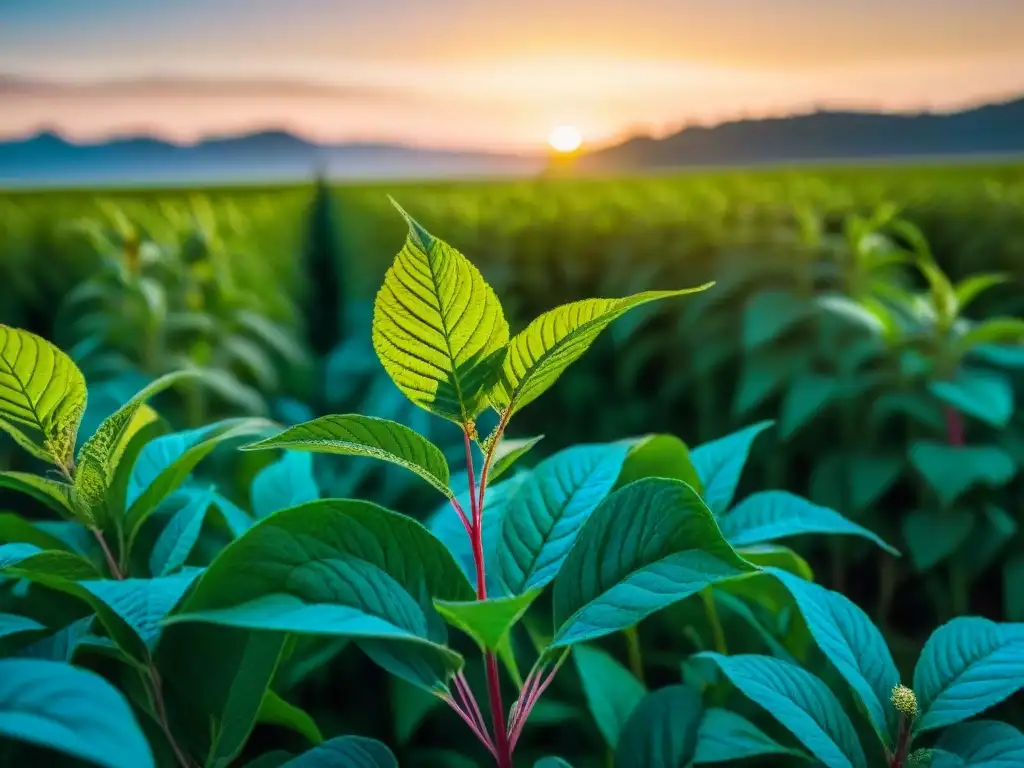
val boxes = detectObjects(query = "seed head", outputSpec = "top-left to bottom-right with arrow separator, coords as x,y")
890,684 -> 918,719
906,749 -> 934,766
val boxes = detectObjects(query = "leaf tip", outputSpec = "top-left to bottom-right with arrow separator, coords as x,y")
388,196 -> 434,251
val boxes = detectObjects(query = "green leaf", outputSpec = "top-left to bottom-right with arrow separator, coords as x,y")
169,499 -> 473,693
434,589 -> 540,651
929,369 -> 1013,428
902,510 -> 974,571
736,544 -> 814,580
614,684 -> 703,768
694,708 -> 811,764
392,676 -> 439,744
574,644 -> 646,749
0,472 -> 76,519
498,442 -> 631,594
125,417 -> 274,544
690,422 -> 772,514
0,658 -> 154,768
0,325 -> 87,468
489,434 -> 544,482
0,512 -> 75,551
536,759 -> 573,768
372,200 -> 509,425
964,506 -> 1017,578
779,373 -> 842,440
913,617 -> 1024,733
616,434 -> 701,491
250,450 -> 318,519
282,736 -> 396,767
149,487 -> 215,576
257,690 -> 323,745
935,719 -> 1024,766
74,370 -> 198,526
909,442 -> 1016,508
242,414 -> 452,498
719,491 -> 899,556
770,568 -> 900,744
697,652 -> 866,768
954,273 -> 1007,310
490,286 -> 711,417
733,347 -> 812,417
809,452 -> 904,514
959,317 -> 1024,351
0,613 -> 45,640
551,478 -> 755,647
742,290 -> 812,350
0,543 -> 99,579
970,343 -> 1024,370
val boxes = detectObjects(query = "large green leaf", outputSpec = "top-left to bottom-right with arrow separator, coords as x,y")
0,325 -> 87,468
169,499 -> 473,692
0,613 -> 45,640
908,442 -> 1016,508
372,201 -> 509,425
280,736 -> 397,768
0,658 -> 154,768
249,450 -> 318,519
929,369 -> 1014,428
935,720 -> 1024,766
690,422 -> 772,515
149,487 -> 215,576
779,373 -> 842,440
694,708 -> 810,764
0,512 -> 75,551
616,434 -> 701,491
574,644 -> 646,749
498,442 -> 630,594
913,617 -> 1024,733
434,589 -> 539,651
551,478 -> 755,647
614,684 -> 703,768
242,414 -> 452,498
490,286 -> 710,417
771,568 -> 900,744
719,491 -> 899,555
697,652 -> 866,768
0,472 -> 76,519
74,371 -> 198,527
808,452 -> 903,514
125,417 -> 274,543
902,510 -> 974,571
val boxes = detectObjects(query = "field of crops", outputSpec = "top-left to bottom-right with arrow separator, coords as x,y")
3,162 -> 1024,768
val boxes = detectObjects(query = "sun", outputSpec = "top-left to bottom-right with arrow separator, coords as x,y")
548,125 -> 582,153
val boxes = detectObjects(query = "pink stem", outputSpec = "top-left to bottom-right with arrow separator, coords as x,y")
509,663 -> 560,751
442,695 -> 497,757
455,671 -> 488,735
945,405 -> 965,446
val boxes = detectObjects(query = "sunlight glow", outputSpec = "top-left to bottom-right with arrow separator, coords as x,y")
548,124 -> 582,153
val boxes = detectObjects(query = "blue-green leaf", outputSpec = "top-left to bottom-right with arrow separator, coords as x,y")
574,644 -> 646,749
929,369 -> 1014,428
902,510 -> 974,571
535,759 -> 573,768
257,690 -> 323,745
697,652 -> 866,768
149,487 -> 215,576
935,719 -> 1024,766
0,613 -> 45,640
242,414 -> 451,498
281,735 -> 397,767
0,658 -> 154,768
551,479 -> 755,647
771,568 -> 900,744
720,491 -> 899,556
250,450 -> 318,519
913,617 -> 1024,733
169,499 -> 473,692
694,708 -> 811,764
498,442 -> 630,594
690,422 -> 772,514
909,442 -> 1016,508
614,684 -> 703,768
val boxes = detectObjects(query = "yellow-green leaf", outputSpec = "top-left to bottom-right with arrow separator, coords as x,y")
490,287 -> 712,417
489,435 -> 544,482
0,325 -> 87,468
74,371 -> 198,527
242,414 -> 452,498
0,472 -> 77,519
372,200 -> 509,425
954,273 -> 1007,312
434,589 -> 541,651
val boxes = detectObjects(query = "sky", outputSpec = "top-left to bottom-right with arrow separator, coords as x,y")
2,0 -> 1024,152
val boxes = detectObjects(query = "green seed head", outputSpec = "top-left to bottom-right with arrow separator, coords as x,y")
906,748 -> 934,766
891,684 -> 919,719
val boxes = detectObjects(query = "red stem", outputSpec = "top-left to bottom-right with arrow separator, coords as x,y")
944,405 -> 964,446
92,528 -> 123,580
888,715 -> 912,768
485,653 -> 512,768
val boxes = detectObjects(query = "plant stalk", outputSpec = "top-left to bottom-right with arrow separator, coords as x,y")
623,626 -> 645,684
699,586 -> 728,654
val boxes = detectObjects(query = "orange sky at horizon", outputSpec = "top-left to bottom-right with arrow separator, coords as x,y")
2,0 -> 1024,151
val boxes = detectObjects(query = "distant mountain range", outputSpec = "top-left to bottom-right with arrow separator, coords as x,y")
575,96 -> 1024,173
1,96 -> 1022,186
0,130 -> 544,186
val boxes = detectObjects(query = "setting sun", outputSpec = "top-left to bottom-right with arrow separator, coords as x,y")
548,124 -> 583,153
